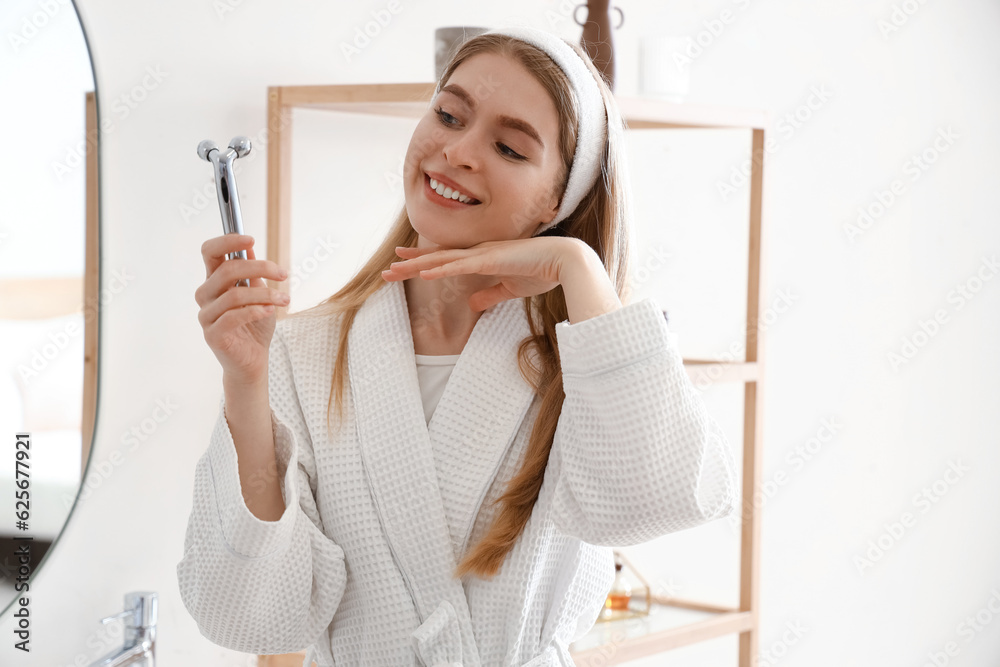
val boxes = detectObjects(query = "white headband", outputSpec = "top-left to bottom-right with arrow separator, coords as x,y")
451,26 -> 609,235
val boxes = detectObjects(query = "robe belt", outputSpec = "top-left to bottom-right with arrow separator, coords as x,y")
411,599 -> 464,666
411,600 -> 566,667
302,642 -> 334,667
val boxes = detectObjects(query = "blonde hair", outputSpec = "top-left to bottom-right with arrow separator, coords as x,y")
288,32 -> 634,579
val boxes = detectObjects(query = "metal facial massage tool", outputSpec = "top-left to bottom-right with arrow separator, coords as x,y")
197,136 -> 252,287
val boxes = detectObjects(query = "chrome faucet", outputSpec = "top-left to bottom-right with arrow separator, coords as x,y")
88,592 -> 157,667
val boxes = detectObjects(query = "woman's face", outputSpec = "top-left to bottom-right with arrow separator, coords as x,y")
403,51 -> 565,248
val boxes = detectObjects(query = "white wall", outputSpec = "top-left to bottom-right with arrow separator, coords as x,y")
1,0 -> 998,665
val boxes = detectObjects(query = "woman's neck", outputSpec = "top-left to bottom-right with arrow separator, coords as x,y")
403,275 -> 491,355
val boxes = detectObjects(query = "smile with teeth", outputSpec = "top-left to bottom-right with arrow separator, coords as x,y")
428,176 -> 480,205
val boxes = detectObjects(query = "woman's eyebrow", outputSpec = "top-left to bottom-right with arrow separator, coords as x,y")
440,83 -> 545,149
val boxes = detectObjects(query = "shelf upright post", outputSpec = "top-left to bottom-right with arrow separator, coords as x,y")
739,126 -> 768,667
267,86 -> 294,314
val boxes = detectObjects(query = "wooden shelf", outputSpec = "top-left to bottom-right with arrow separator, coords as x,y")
266,82 -> 769,667
268,83 -> 771,130
683,359 -> 758,385
571,596 -> 754,664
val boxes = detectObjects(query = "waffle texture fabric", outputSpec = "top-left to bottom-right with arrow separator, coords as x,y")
176,279 -> 738,667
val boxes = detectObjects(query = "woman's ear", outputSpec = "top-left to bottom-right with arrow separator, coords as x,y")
527,176 -> 565,236
541,183 -> 563,225
530,205 -> 560,237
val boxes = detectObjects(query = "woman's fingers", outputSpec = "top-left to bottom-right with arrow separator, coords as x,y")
468,282 -> 513,312
201,233 -> 254,278
195,257 -> 286,306
383,248 -> 474,280
198,285 -> 289,329
242,243 -> 265,288
393,245 -> 445,258
195,233 -> 289,383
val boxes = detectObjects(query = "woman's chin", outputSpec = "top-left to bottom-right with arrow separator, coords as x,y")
409,216 -> 468,247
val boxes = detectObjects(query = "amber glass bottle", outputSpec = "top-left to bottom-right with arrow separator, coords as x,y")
603,558 -> 632,618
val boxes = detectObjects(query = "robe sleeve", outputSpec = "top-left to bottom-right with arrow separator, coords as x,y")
547,296 -> 739,546
176,321 -> 347,653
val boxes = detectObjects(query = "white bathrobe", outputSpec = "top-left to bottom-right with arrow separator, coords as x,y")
176,278 -> 738,667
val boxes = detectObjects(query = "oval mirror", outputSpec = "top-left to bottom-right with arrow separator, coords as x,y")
0,0 -> 99,610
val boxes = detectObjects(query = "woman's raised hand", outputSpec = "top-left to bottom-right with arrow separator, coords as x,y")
195,234 -> 289,384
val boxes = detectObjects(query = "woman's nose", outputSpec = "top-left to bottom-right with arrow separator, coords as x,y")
443,130 -> 481,171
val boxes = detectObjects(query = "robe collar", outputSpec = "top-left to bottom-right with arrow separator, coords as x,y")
347,279 -> 536,665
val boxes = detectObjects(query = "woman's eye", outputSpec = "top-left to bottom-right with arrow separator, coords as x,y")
435,107 -> 458,125
435,107 -> 526,161
497,143 -> 526,160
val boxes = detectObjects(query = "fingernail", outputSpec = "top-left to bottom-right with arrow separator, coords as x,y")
279,268 -> 288,278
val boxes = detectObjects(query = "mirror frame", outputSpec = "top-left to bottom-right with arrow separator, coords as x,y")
83,89 -> 99,475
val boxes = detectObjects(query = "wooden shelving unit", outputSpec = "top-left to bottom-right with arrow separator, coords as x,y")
264,82 -> 770,667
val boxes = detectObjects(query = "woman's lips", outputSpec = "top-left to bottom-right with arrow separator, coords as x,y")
423,173 -> 480,209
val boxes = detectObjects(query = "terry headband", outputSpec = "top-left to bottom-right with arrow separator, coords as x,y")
443,26 -> 609,234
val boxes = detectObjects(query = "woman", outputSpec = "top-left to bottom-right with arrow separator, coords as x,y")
178,25 -> 738,667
